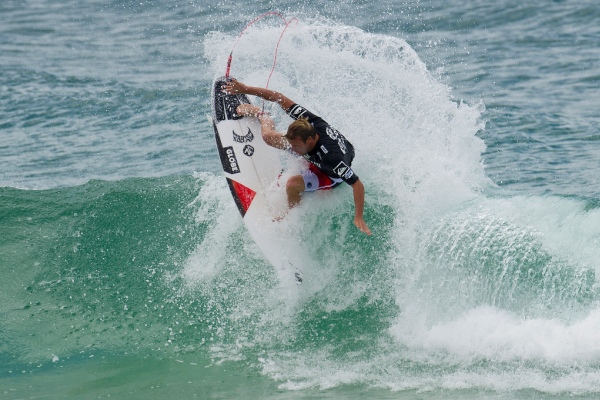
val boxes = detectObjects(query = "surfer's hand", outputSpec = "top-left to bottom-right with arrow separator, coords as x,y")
222,78 -> 246,95
354,216 -> 372,236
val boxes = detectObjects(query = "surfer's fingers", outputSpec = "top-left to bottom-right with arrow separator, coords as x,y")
354,218 -> 372,236
222,79 -> 242,94
221,83 -> 236,94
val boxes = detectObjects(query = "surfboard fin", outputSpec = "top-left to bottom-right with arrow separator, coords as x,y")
294,271 -> 303,285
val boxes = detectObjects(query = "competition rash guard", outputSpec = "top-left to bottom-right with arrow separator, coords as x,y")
286,104 -> 359,186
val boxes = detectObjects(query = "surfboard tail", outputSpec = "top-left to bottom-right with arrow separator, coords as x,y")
226,177 -> 257,217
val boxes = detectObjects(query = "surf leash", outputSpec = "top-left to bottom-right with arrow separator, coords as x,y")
225,11 -> 298,90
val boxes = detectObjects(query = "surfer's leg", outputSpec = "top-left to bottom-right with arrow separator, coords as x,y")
286,166 -> 342,210
286,175 -> 304,208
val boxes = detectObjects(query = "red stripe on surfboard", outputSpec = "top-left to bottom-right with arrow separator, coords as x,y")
227,178 -> 256,217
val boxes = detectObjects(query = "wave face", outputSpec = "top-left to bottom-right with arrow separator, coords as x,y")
192,20 -> 600,393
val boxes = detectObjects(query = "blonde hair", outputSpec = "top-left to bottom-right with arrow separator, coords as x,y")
284,118 -> 316,141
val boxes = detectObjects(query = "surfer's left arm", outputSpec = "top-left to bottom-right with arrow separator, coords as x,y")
351,179 -> 371,236
223,78 -> 295,111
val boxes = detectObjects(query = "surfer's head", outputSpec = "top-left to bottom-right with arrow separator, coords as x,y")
285,118 -> 316,141
284,118 -> 318,155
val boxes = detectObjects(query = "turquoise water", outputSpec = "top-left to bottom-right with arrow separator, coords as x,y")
2,0 -> 600,398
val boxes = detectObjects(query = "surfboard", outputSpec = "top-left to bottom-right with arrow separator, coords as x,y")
210,76 -> 303,284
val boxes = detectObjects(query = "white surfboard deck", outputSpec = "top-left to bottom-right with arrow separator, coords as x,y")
210,76 -> 303,284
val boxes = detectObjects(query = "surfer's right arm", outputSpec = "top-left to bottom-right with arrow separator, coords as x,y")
257,112 -> 288,150
222,78 -> 295,111
235,104 -> 288,150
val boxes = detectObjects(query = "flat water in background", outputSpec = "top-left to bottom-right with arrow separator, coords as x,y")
1,0 -> 599,398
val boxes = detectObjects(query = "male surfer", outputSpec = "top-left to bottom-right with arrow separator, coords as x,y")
222,78 -> 371,236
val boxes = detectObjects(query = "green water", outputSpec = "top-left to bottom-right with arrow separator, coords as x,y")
3,176 -> 600,398
1,178 -> 200,367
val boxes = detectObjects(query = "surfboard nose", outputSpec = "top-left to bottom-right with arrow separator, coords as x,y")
212,77 -> 249,122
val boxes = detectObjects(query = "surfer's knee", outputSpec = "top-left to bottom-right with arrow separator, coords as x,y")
286,175 -> 304,193
286,175 -> 304,207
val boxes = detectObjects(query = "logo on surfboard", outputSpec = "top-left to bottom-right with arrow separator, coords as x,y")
233,127 -> 254,143
222,146 -> 241,174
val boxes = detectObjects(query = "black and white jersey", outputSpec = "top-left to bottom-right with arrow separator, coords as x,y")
286,104 -> 359,185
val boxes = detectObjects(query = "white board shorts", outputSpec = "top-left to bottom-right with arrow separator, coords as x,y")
301,163 -> 343,192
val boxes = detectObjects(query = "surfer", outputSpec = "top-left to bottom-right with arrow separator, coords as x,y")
222,78 -> 371,236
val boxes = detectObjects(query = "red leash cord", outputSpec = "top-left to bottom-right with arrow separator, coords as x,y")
265,16 -> 297,89
225,12 -> 298,90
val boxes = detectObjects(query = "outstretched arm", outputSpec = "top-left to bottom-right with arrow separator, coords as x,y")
222,78 -> 295,111
351,179 -> 371,236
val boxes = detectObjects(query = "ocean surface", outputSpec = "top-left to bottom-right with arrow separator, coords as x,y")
1,0 -> 599,398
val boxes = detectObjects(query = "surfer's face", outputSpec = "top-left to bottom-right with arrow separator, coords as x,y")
286,136 -> 316,155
